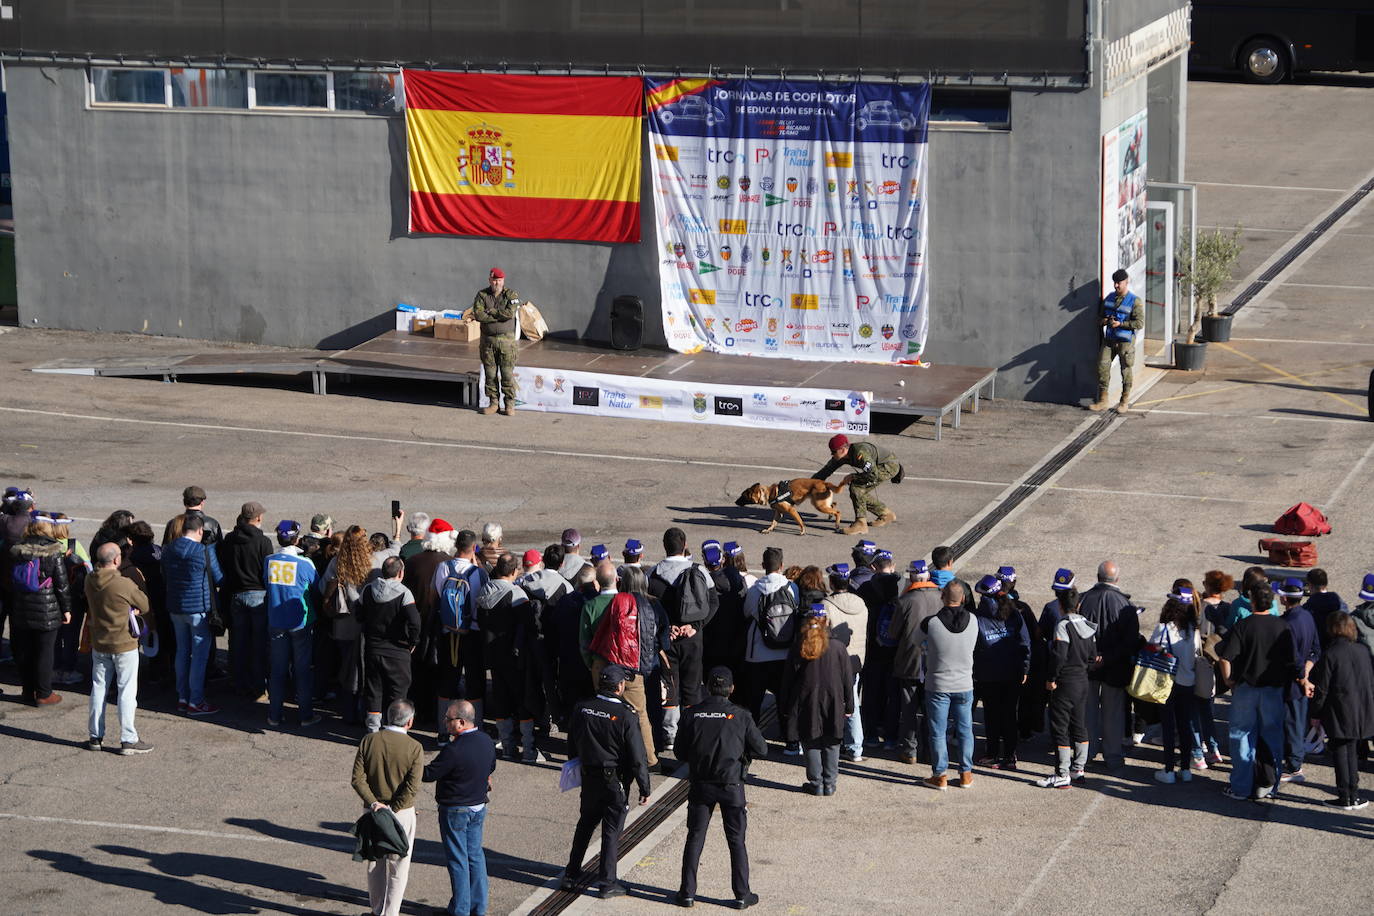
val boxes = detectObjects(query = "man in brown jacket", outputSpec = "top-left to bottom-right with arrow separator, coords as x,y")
84,542 -> 154,754
352,698 -> 424,916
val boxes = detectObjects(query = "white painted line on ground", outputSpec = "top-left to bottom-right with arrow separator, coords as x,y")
666,360 -> 695,375
1145,408 -> 1371,427
1192,181 -> 1346,193
1047,483 -> 1283,505
1004,794 -> 1103,916
1226,337 -> 1374,347
0,403 -> 1014,490
0,813 -> 295,844
1281,282 -> 1374,291
1324,438 -> 1374,511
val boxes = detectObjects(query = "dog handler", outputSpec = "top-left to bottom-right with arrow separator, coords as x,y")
813,434 -> 901,534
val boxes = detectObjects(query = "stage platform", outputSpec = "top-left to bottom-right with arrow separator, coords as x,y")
32,331 -> 997,440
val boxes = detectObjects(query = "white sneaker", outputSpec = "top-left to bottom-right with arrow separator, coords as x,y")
1154,770 -> 1177,784
1347,800 -> 1370,811
1279,771 -> 1305,784
1131,732 -> 1146,746
1036,773 -> 1071,789
1190,756 -> 1208,771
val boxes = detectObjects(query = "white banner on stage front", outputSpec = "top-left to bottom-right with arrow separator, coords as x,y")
481,365 -> 871,435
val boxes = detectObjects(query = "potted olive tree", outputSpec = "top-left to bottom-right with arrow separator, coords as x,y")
1175,225 -> 1243,368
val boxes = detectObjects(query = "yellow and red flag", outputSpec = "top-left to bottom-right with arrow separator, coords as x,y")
405,71 -> 642,242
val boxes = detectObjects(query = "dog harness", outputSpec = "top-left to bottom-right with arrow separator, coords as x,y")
772,480 -> 794,505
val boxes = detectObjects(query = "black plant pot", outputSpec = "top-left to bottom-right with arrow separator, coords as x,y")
1201,314 -> 1233,343
1175,340 -> 1207,370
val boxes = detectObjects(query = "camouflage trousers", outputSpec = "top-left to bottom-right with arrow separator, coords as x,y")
850,459 -> 900,519
480,334 -> 518,406
1097,340 -> 1134,393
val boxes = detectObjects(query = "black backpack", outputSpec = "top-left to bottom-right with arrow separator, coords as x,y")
757,584 -> 800,650
874,597 -> 900,648
656,565 -> 714,625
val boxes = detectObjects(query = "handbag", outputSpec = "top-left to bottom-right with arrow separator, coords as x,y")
1127,632 -> 1177,704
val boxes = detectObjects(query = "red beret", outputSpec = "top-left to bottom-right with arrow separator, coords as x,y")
828,434 -> 849,452
489,267 -> 505,279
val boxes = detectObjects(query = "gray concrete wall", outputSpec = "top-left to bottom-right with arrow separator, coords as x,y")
9,64 -> 1131,404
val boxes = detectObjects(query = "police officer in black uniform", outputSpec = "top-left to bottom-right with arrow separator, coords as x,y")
560,664 -> 652,899
675,666 -> 766,910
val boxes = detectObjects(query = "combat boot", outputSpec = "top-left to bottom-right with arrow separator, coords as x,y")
501,403 -> 516,416
480,404 -> 499,415
871,508 -> 897,528
1087,388 -> 1109,411
843,519 -> 869,535
1115,387 -> 1132,412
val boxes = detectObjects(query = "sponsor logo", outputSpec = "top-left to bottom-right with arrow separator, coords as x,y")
761,247 -> 771,263
752,392 -> 768,406
692,392 -> 708,416
764,337 -> 779,349
858,324 -> 873,338
886,294 -> 916,312
653,144 -> 679,161
694,245 -> 710,259
827,178 -> 838,194
775,395 -> 802,409
671,241 -> 686,259
800,399 -> 820,407
743,293 -> 778,308
716,176 -> 731,190
806,177 -> 819,194
764,193 -> 786,207
698,261 -> 720,275
791,294 -> 819,310
847,421 -> 866,431
792,197 -> 813,208
606,389 -> 634,410
830,323 -> 850,336
849,392 -> 868,416
907,341 -> 922,355
719,245 -> 732,261
901,324 -> 919,339
553,377 -> 566,393
671,214 -> 708,231
767,318 -> 778,334
825,152 -> 854,168
640,395 -> 663,409
814,249 -> 834,264
827,418 -> 845,429
738,175 -> 752,191
572,386 -> 599,407
881,324 -> 894,340
785,176 -> 799,193
783,148 -> 814,167
704,317 -> 715,332
800,417 -> 825,429
688,288 -> 716,305
738,194 -> 761,204
723,337 -> 735,347
727,266 -> 746,276
533,374 -> 545,392
760,176 -> 775,192
881,341 -> 902,351
718,219 -> 747,234
824,399 -> 845,412
689,173 -> 708,188
714,396 -> 743,417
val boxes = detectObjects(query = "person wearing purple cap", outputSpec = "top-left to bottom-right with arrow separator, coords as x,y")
702,540 -> 748,678
971,575 -> 1030,770
558,529 -> 589,581
823,562 -> 869,761
782,605 -> 853,795
589,545 -> 610,564
622,539 -> 644,568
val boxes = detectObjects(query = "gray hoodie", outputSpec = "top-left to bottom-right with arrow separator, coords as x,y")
517,567 -> 568,603
742,572 -> 797,663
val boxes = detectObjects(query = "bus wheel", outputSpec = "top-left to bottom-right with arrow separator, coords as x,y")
1240,38 -> 1288,84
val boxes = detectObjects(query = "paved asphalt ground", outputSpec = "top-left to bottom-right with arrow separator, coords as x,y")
2,75 -> 1373,916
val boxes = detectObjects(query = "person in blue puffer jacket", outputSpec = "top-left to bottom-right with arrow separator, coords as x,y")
972,574 -> 1030,769
161,514 -> 224,716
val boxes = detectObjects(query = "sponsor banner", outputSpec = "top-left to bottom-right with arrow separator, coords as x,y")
405,72 -> 642,242
647,78 -> 930,364
482,364 -> 871,435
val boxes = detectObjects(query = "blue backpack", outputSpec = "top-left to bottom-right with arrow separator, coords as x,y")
11,556 -> 52,594
439,561 -> 485,632
875,598 -> 900,648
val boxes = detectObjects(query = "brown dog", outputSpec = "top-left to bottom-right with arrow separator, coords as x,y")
735,478 -> 847,535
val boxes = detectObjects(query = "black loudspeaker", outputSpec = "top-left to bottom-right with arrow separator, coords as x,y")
610,295 -> 643,350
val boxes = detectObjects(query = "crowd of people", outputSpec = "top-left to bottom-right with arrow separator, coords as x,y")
4,482 -> 1374,914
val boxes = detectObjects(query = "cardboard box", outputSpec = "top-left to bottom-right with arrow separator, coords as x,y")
396,306 -> 465,333
434,318 -> 480,341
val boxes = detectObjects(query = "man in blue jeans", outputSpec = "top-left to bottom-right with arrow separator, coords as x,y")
161,514 -> 223,716
1218,583 -> 1296,801
425,699 -> 497,916
264,520 -> 320,728
920,581 -> 978,791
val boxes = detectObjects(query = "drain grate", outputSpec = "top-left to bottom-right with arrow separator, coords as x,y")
948,413 -> 1117,562
1222,176 -> 1374,316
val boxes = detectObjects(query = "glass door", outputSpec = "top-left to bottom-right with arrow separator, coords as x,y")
1144,200 -> 1175,362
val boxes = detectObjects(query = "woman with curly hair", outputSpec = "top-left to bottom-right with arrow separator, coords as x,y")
782,606 -> 853,795
321,525 -> 373,724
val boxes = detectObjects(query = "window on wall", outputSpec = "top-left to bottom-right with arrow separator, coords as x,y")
334,71 -> 400,114
92,68 -> 168,105
250,72 -> 331,109
928,89 -> 1011,129
171,68 -> 249,109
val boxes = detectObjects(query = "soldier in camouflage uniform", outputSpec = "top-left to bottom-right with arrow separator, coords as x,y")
813,433 -> 902,534
1091,269 -> 1145,412
471,267 -> 522,416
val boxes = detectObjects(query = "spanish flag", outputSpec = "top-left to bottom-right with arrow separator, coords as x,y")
405,71 -> 642,243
